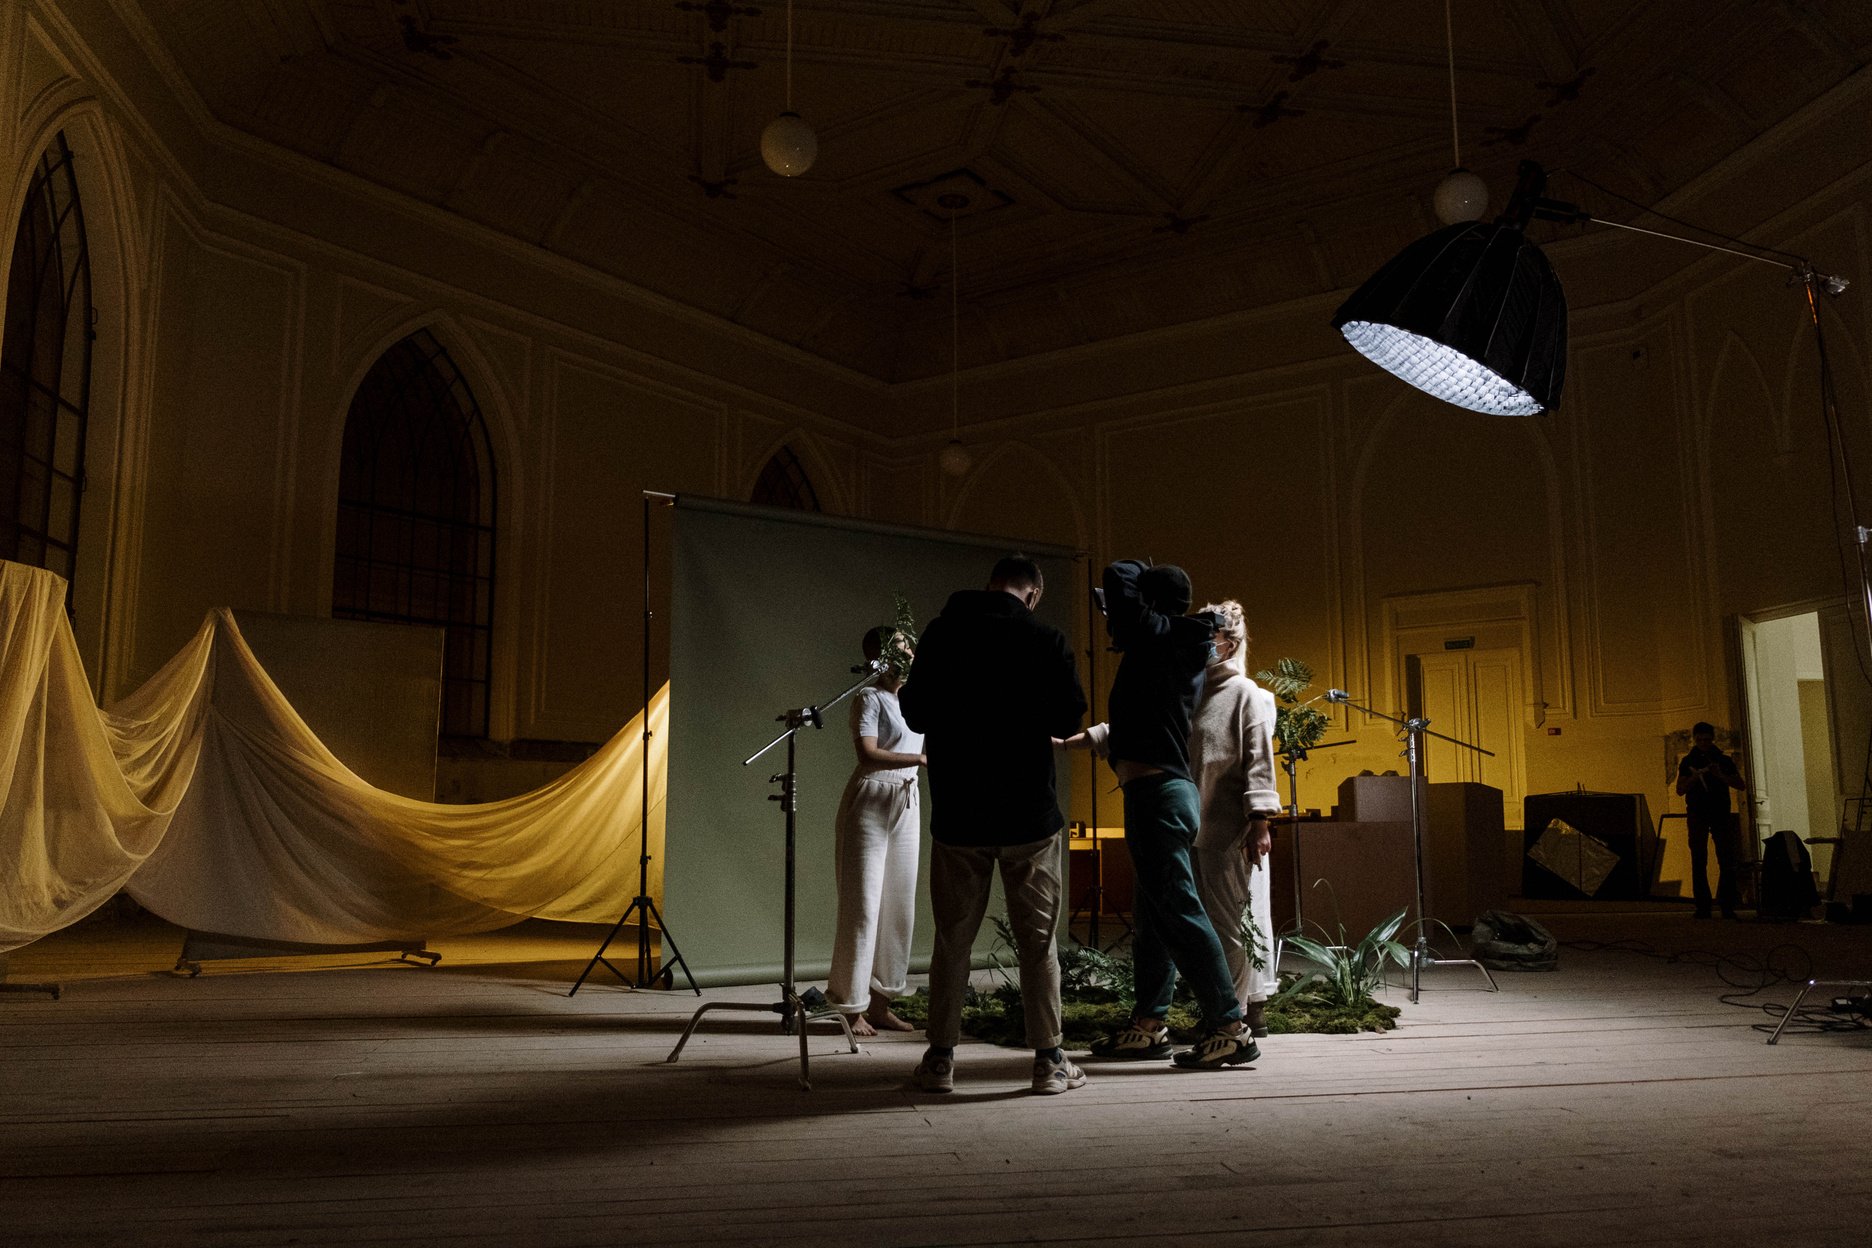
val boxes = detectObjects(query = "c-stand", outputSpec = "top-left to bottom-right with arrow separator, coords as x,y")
1324,690 -> 1499,1004
665,666 -> 879,1089
1271,738 -> 1354,968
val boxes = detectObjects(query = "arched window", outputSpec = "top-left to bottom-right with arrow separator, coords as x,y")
333,329 -> 496,737
750,444 -> 820,511
0,132 -> 93,589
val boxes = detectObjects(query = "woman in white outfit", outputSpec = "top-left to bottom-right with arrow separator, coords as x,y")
827,626 -> 926,1037
1189,600 -> 1284,1036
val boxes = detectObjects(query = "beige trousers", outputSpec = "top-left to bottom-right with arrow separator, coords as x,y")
924,831 -> 1066,1051
1194,824 -> 1279,1004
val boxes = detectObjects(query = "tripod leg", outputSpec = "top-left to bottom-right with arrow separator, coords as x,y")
638,897 -> 702,996
568,899 -> 644,996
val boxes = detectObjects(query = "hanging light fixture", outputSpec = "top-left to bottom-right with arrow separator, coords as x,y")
938,196 -> 973,477
1333,161 -> 1568,416
760,0 -> 817,176
1432,0 -> 1488,225
1335,159 -> 1859,417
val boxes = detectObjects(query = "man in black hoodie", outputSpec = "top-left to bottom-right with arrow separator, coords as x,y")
1091,559 -> 1254,1069
899,555 -> 1089,1095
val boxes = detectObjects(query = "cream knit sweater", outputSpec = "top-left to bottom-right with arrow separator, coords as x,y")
1190,662 -> 1283,836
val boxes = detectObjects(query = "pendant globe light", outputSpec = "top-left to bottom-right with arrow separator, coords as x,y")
1432,0 -> 1487,225
938,197 -> 973,477
760,0 -> 817,176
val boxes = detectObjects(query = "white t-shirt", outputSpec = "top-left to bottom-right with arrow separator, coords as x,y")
851,686 -> 922,781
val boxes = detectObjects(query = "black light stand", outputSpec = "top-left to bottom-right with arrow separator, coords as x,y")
570,491 -> 699,997
665,666 -> 878,1090
1325,690 -> 1498,1003
1067,554 -> 1134,951
1271,737 -> 1354,968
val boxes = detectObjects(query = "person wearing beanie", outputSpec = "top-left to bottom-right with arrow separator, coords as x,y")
1060,559 -> 1256,1070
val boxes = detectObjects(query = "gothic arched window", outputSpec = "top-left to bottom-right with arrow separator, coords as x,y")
0,132 -> 93,588
750,444 -> 821,512
333,330 -> 496,737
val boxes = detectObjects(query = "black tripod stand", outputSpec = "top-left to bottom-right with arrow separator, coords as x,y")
1271,738 -> 1354,968
571,492 -> 698,996
666,666 -> 877,1089
1326,690 -> 1498,1003
1067,823 -> 1135,952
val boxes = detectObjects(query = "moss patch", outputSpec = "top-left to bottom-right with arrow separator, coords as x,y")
890,979 -> 1399,1049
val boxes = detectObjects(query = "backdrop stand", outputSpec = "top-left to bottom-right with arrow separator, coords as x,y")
1068,554 -> 1135,951
571,491 -> 698,997
0,954 -> 59,1000
666,668 -> 878,1090
1326,691 -> 1498,1003
175,932 -> 438,977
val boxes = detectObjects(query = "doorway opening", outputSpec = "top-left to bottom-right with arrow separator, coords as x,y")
1737,609 -> 1841,886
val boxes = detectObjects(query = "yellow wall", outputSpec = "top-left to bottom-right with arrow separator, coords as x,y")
8,2 -> 1872,871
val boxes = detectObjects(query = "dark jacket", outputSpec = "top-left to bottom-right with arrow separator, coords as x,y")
900,589 -> 1087,846
1102,560 -> 1220,782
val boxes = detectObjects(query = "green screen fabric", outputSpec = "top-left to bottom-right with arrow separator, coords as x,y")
666,498 -> 1078,987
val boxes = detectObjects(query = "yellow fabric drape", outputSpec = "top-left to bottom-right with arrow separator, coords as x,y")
0,563 -> 665,952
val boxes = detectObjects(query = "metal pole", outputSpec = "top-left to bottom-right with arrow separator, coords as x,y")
1085,553 -> 1101,948
640,491 -> 655,980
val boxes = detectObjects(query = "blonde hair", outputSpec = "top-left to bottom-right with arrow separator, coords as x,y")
1202,600 -> 1249,672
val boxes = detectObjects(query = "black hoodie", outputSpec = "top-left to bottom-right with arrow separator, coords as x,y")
900,589 -> 1088,846
1102,559 -> 1221,782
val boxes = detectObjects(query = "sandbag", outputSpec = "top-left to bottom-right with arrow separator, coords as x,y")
1471,909 -> 1558,972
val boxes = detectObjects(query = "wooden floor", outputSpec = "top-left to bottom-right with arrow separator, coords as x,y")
3,911 -> 1871,1247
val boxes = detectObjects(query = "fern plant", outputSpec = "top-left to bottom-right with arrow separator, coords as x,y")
1254,656 -> 1330,755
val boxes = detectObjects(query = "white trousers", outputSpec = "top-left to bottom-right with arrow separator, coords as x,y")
826,772 -> 920,1012
1194,825 -> 1279,1004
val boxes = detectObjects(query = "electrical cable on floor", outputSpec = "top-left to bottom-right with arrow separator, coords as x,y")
1559,936 -> 1871,1038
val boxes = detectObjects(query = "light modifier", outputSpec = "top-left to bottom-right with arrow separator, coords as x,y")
1332,162 -> 1568,416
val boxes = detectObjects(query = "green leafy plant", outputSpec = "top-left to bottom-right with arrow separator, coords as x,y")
881,593 -> 919,680
887,907 -> 1404,1047
1255,656 -> 1332,755
1278,907 -> 1411,1008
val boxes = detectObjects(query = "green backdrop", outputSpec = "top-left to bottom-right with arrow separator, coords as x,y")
664,496 -> 1078,987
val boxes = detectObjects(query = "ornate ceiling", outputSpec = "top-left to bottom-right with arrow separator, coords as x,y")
134,0 -> 1872,381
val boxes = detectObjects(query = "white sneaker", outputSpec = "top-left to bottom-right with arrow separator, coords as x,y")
1032,1053 -> 1087,1094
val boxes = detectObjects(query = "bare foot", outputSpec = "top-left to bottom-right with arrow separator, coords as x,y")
866,995 -> 916,1032
844,1012 -> 878,1037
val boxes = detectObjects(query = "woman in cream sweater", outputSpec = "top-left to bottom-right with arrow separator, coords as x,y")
1188,600 -> 1284,1036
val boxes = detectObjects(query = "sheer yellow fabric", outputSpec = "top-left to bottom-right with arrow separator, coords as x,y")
0,563 -> 664,952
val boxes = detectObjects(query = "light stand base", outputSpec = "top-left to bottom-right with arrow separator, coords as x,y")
666,988 -> 859,1090
1069,885 -> 1134,952
1766,977 -> 1872,1044
568,894 -> 699,997
1408,937 -> 1499,1004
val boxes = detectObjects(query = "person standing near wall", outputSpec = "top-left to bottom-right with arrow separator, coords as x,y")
825,626 -> 925,1037
899,555 -> 1089,1095
1675,721 -> 1748,919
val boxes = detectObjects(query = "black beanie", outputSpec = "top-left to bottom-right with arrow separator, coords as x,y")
1138,564 -> 1193,614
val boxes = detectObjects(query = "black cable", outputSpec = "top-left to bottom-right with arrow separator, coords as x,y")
1557,936 -> 1870,1037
